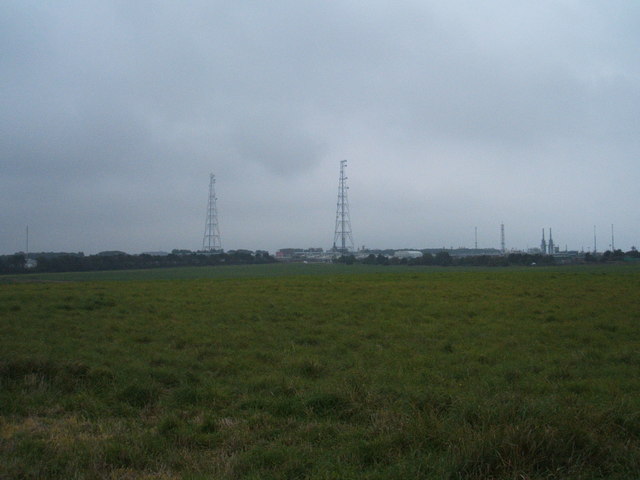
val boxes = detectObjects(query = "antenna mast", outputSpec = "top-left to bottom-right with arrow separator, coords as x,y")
611,224 -> 615,251
202,173 -> 222,252
332,160 -> 354,253
500,223 -> 505,254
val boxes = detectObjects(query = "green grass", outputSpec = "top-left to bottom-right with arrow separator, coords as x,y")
1,265 -> 640,478
1,261 -> 635,283
0,262 -> 414,282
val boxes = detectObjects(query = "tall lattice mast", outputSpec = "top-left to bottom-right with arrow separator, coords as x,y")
333,160 -> 354,253
202,173 -> 222,252
500,223 -> 505,254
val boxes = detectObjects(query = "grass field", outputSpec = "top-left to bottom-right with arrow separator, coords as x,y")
1,264 -> 640,478
0,262 -> 413,283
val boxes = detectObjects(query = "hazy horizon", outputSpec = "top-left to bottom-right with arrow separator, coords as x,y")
3,1 -> 639,255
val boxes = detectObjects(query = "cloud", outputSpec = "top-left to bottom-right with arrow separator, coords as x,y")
1,1 -> 639,254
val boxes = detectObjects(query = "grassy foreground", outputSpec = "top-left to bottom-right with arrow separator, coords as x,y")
1,265 -> 640,479
0,262 -> 411,283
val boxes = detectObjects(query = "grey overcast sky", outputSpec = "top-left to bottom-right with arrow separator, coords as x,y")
2,1 -> 639,254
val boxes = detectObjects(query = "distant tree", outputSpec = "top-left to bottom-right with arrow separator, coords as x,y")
422,252 -> 434,265
334,255 -> 356,265
363,254 -> 377,265
389,256 -> 402,265
601,249 -> 625,262
626,248 -> 640,258
0,254 -> 26,273
376,254 -> 389,265
434,251 -> 452,266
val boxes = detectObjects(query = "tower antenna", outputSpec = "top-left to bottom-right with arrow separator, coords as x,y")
611,224 -> 615,251
548,228 -> 554,255
332,160 -> 354,253
593,225 -> 597,254
202,173 -> 222,252
541,228 -> 546,254
474,226 -> 478,250
500,223 -> 505,254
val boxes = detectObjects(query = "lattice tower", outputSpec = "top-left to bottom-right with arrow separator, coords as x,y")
333,160 -> 354,253
203,173 -> 222,252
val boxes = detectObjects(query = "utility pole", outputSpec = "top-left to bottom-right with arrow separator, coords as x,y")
202,173 -> 222,252
332,160 -> 354,253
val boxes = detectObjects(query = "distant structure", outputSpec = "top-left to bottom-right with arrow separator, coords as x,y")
611,224 -> 615,251
540,228 -> 547,254
500,223 -> 505,254
593,225 -> 597,253
24,226 -> 37,269
548,228 -> 555,255
332,160 -> 354,253
202,173 -> 222,252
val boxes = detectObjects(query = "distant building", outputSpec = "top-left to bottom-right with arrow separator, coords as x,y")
276,248 -> 324,258
421,248 -> 502,257
275,248 -> 330,262
393,250 -> 423,259
25,258 -> 38,269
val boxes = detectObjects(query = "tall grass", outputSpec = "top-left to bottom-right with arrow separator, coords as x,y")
1,266 -> 639,478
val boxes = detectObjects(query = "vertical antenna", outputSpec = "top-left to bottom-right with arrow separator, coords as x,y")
332,160 -> 354,253
26,226 -> 29,257
474,226 -> 478,250
500,223 -> 505,254
611,224 -> 615,251
203,173 -> 222,252
548,228 -> 554,255
593,225 -> 597,254
541,228 -> 546,254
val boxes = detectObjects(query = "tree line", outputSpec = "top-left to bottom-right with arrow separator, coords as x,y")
337,249 -> 640,267
0,250 -> 275,275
